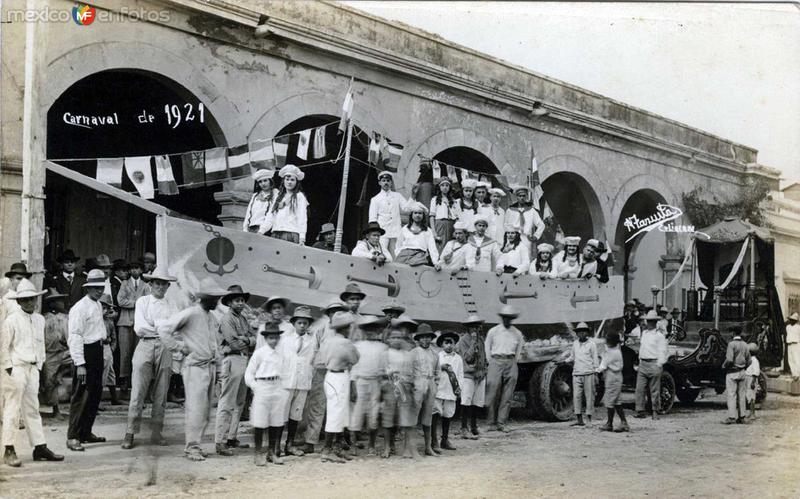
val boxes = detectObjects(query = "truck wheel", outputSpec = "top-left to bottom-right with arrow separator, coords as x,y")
675,385 -> 700,403
529,361 -> 573,421
645,371 -> 676,413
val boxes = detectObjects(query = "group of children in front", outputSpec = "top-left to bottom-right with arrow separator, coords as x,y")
242,165 -> 609,282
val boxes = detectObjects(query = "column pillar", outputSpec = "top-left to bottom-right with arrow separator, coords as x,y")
214,177 -> 252,229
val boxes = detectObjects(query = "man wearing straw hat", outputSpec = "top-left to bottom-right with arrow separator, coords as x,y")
484,305 -> 524,433
786,312 -> 800,378
312,223 -> 349,254
158,279 -> 227,462
121,268 -> 179,450
634,309 -> 669,419
213,284 -> 256,456
1,279 -> 65,466
66,268 -> 109,452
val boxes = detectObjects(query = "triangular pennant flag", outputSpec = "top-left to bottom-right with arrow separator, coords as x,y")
296,129 -> 311,161
368,133 -> 381,166
339,79 -> 354,132
181,151 -> 206,188
227,144 -> 251,178
204,147 -> 228,182
542,201 -> 553,221
124,156 -> 155,199
446,164 -> 458,182
154,155 -> 179,195
96,158 -> 124,187
273,136 -> 289,169
249,139 -> 275,170
431,159 -> 441,180
313,125 -> 327,159
384,142 -> 403,172
378,135 -> 389,165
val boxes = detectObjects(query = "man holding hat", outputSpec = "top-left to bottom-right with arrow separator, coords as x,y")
479,187 -> 507,243
456,314 -> 487,438
410,323 -> 440,456
568,322 -> 598,426
312,223 -> 349,253
369,170 -> 415,257
352,222 -> 392,265
505,185 -> 545,254
67,268 -> 109,451
722,327 -> 751,424
41,289 -> 71,419
158,280 -> 227,461
319,311 -> 360,463
465,214 -> 502,273
44,250 -> 86,310
785,312 -> 800,378
279,305 -> 316,457
1,279 -> 64,467
435,220 -> 471,275
301,300 -> 347,454
116,260 -> 151,394
214,285 -> 256,456
121,268 -> 178,450
634,309 -> 669,419
484,305 -> 524,432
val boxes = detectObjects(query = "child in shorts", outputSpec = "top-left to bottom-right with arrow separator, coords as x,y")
434,331 -> 464,451
596,333 -> 629,432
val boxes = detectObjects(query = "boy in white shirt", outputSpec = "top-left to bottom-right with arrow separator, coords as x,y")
279,306 -> 316,457
433,331 -> 464,451
465,215 -> 502,273
245,323 -> 289,466
745,343 -> 760,419
435,221 -> 471,275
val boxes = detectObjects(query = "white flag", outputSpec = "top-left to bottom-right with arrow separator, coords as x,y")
431,160 -> 441,180
338,79 -> 354,132
96,158 -> 124,187
313,125 -> 327,159
124,156 -> 155,199
297,129 -> 311,161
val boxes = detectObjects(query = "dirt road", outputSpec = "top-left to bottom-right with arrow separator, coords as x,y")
1,392 -> 799,498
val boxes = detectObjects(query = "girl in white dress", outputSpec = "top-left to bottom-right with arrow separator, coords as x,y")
429,177 -> 460,251
395,202 -> 439,267
259,164 -> 309,245
242,169 -> 277,233
529,243 -> 557,279
456,178 -> 479,229
553,236 -> 582,279
495,223 -> 530,276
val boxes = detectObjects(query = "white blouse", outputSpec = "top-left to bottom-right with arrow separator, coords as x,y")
495,243 -> 530,274
242,189 -> 278,230
351,240 -> 393,263
553,250 -> 582,279
429,197 -> 460,221
528,259 -> 556,279
396,226 -> 440,265
258,192 -> 309,243
465,235 -> 501,273
456,200 -> 478,229
368,190 -> 413,239
478,205 -> 506,243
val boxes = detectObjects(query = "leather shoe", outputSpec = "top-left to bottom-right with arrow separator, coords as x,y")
151,434 -> 168,446
216,443 -> 234,456
226,438 -> 249,449
32,445 -> 64,462
4,447 -> 21,467
121,433 -> 135,450
67,439 -> 85,451
81,434 -> 106,443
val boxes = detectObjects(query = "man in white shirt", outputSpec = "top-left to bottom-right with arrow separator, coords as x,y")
465,215 -> 502,273
368,171 -> 415,257
435,221 -> 471,274
1,279 -> 64,466
484,305 -> 524,432
1,262 -> 29,419
478,188 -> 506,243
505,185 -> 545,254
568,322 -> 598,426
121,268 -> 178,450
634,310 -> 669,419
786,313 -> 800,378
66,269 -> 109,452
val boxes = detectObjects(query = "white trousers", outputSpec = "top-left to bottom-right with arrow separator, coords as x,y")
2,364 -> 46,447
788,343 -> 800,376
182,362 -> 216,448
324,371 -> 350,433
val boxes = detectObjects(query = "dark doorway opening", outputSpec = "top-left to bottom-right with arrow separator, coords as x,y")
614,189 -> 666,301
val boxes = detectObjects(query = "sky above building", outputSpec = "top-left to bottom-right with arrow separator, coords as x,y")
342,2 -> 800,188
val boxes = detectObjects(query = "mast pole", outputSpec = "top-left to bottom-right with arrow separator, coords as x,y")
334,120 -> 354,253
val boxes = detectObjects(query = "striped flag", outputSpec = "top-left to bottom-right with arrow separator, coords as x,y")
204,147 -> 228,182
313,125 -> 327,159
273,136 -> 290,168
249,140 -> 275,170
181,151 -> 206,188
384,142 -> 404,172
338,78 -> 354,132
227,144 -> 251,178
154,155 -> 179,195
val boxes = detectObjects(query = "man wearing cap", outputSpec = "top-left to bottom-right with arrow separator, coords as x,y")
41,290 -> 72,419
278,305 -> 316,456
567,322 -> 598,426
478,187 -> 507,243
435,220 -> 471,275
214,285 -> 256,456
121,268 -> 179,450
456,314 -> 487,438
301,300 -> 347,454
319,311 -> 360,463
66,268 -> 109,451
634,310 -> 669,419
158,281 -> 226,461
369,170 -> 415,257
484,305 -> 524,432
312,223 -> 349,253
505,185 -> 545,255
0,279 -> 64,466
349,315 -> 389,456
44,251 -> 86,310
116,260 -> 150,394
785,313 -> 800,378
352,222 -> 392,266
722,327 -> 751,424
410,324 -> 440,456
577,240 -> 609,283
465,215 -> 502,273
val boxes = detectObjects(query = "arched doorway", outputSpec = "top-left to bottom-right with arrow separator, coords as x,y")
45,69 -> 224,267
614,189 -> 670,302
541,172 -> 605,243
412,146 -> 500,209
271,115 -> 371,251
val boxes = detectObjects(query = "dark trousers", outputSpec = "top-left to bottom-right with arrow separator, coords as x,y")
68,341 -> 104,440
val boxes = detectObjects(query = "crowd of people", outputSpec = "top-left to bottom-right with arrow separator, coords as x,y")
243,165 -> 610,281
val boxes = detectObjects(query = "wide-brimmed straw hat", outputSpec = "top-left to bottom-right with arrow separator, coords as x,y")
340,283 -> 366,301
264,296 -> 291,311
498,305 -> 520,318
221,284 -> 251,306
463,314 -> 484,326
82,269 -> 107,288
10,279 -> 47,300
142,267 -> 177,282
382,302 -> 405,314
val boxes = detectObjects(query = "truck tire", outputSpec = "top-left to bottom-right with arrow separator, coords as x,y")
675,385 -> 700,403
529,361 -> 574,421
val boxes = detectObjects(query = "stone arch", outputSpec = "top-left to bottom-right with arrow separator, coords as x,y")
541,172 -> 607,242
402,128 -> 510,192
42,41 -> 241,147
609,174 -> 678,235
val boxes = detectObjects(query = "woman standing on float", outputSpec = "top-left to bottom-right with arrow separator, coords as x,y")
429,177 -> 460,252
242,169 -> 277,233
456,178 -> 480,230
395,202 -> 440,267
259,164 -> 309,245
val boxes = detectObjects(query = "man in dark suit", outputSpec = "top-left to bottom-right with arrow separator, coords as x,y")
44,250 -> 86,310
110,259 -> 129,306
